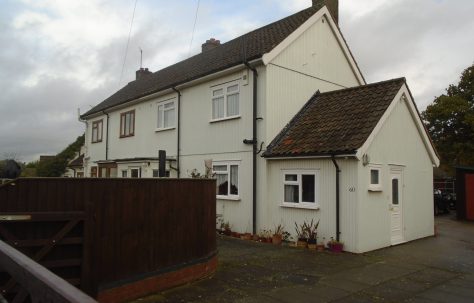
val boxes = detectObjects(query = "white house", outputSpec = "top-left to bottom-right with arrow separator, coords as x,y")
79,0 -> 439,253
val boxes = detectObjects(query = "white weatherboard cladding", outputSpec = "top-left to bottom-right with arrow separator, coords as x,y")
357,96 -> 434,253
265,158 -> 359,252
265,14 -> 361,143
181,151 -> 253,233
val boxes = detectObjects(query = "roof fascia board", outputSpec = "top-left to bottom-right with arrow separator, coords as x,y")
355,84 -> 440,166
82,58 -> 262,119
264,154 -> 357,160
262,6 -> 365,85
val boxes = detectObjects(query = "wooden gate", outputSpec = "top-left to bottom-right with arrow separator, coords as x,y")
0,211 -> 86,302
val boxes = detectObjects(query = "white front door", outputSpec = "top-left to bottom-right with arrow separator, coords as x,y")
390,169 -> 404,245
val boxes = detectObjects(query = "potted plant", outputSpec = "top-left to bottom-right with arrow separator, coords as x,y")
241,232 -> 252,240
306,219 -> 320,250
272,224 -> 285,245
295,222 -> 308,248
222,221 -> 231,236
252,233 -> 259,241
327,237 -> 344,252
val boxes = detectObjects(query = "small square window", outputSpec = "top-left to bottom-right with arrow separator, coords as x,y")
282,170 -> 319,209
213,162 -> 240,200
368,165 -> 382,191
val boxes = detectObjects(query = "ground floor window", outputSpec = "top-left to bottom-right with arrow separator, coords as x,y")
213,161 -> 239,199
130,167 -> 141,178
282,170 -> 319,208
152,169 -> 170,178
90,167 -> 97,178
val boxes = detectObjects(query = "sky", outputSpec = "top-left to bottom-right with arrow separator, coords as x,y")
0,0 -> 473,162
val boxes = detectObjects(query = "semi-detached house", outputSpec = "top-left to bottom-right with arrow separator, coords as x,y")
80,0 -> 439,253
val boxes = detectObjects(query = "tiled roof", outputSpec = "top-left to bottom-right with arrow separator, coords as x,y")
82,4 -> 324,118
263,78 -> 406,158
67,154 -> 84,167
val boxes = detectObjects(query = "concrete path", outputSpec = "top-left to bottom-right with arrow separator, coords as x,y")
134,215 -> 474,302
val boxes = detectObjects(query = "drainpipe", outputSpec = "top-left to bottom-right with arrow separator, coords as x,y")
172,87 -> 181,178
102,111 -> 109,160
244,62 -> 258,235
331,155 -> 341,242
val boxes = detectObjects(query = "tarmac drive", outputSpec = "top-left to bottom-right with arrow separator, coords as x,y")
134,214 -> 474,303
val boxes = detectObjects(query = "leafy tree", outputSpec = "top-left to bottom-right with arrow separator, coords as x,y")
422,63 -> 474,175
36,134 -> 85,177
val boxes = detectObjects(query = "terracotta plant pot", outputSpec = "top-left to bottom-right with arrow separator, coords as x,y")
308,243 -> 317,250
231,232 -> 241,238
252,234 -> 259,241
241,233 -> 252,240
316,244 -> 325,251
296,240 -> 307,248
272,234 -> 282,245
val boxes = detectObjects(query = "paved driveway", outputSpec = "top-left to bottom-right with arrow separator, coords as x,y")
135,215 -> 474,303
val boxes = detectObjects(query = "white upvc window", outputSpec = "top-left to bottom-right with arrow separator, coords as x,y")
212,161 -> 239,200
121,170 -> 128,178
130,167 -> 141,178
282,170 -> 319,209
368,164 -> 382,191
157,100 -> 176,130
211,82 -> 240,121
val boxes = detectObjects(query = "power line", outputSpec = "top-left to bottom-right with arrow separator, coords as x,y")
119,0 -> 139,87
188,0 -> 201,57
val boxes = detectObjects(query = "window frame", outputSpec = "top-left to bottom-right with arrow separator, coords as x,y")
156,99 -> 176,131
210,82 -> 240,122
129,167 -> 141,178
212,161 -> 240,200
91,119 -> 103,143
368,164 -> 382,192
281,170 -> 320,210
120,110 -> 135,138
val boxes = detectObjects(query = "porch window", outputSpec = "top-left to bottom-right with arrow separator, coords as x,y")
130,167 -> 140,178
120,110 -> 135,137
213,162 -> 239,199
211,82 -> 240,120
282,170 -> 319,209
368,164 -> 382,191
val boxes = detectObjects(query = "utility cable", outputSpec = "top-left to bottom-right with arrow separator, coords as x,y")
188,0 -> 201,57
119,0 -> 139,87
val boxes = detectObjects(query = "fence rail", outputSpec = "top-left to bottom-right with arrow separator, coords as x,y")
0,178 -> 216,301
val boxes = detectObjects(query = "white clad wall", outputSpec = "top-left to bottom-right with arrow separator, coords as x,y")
357,93 -> 435,252
265,14 -> 361,143
264,158 -> 359,252
84,115 -> 107,175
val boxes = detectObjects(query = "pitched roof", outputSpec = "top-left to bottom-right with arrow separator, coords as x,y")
82,4 -> 325,118
263,78 -> 406,158
67,154 -> 84,168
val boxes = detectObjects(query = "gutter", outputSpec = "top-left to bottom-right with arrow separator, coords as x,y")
331,155 -> 341,242
244,61 -> 258,235
102,111 -> 110,161
172,88 -> 181,178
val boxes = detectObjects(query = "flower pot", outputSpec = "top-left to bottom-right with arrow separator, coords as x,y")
272,235 -> 282,245
224,230 -> 232,236
296,240 -> 307,248
231,232 -> 241,238
329,242 -> 343,253
240,233 -> 251,240
252,234 -> 259,241
308,243 -> 317,250
316,244 -> 325,252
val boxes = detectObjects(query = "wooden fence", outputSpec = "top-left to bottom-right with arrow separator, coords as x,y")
0,178 -> 217,302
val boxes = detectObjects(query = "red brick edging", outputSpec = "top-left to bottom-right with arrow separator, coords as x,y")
97,254 -> 218,303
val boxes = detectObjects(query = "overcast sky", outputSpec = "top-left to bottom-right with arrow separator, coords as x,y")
0,0 -> 473,162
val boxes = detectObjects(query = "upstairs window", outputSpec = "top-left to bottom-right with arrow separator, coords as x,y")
157,100 -> 176,130
282,170 -> 319,209
91,120 -> 103,143
120,110 -> 135,138
211,83 -> 239,120
213,162 -> 239,199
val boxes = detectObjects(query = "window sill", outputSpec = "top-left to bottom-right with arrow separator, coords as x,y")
120,134 -> 134,138
368,186 -> 382,192
210,115 -> 241,123
91,140 -> 103,144
155,127 -> 175,132
217,196 -> 240,201
280,203 -> 320,210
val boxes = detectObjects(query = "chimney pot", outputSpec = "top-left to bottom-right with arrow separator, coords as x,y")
202,38 -> 221,52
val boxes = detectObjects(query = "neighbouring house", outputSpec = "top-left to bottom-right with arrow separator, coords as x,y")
79,0 -> 439,252
64,153 -> 85,177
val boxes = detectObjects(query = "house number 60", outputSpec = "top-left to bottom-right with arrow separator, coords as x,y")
349,187 -> 356,192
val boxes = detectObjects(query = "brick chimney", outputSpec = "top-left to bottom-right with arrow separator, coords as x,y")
202,38 -> 221,52
136,67 -> 152,80
313,0 -> 338,24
